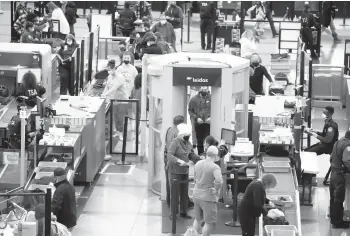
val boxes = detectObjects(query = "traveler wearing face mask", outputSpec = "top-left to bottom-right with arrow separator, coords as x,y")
57,34 -> 79,95
101,60 -> 128,140
165,1 -> 183,52
167,123 -> 196,219
116,52 -> 138,98
189,87 -> 211,155
118,40 -> 127,55
152,14 -> 176,50
249,54 -> 273,96
192,146 -> 223,236
305,106 -> 339,185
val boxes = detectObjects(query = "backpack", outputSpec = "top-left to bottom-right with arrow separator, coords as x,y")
51,221 -> 71,236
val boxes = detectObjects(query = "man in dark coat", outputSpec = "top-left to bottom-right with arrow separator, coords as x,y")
263,1 -> 278,37
322,1 -> 341,42
119,1 -> 137,37
52,167 -> 77,230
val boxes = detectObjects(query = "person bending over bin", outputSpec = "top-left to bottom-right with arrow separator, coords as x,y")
192,146 -> 223,236
167,123 -> 197,219
249,54 -> 273,96
189,87 -> 211,155
329,131 -> 350,229
238,174 -> 278,236
304,106 -> 338,185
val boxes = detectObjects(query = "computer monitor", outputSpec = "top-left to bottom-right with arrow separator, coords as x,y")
17,68 -> 42,84
221,128 -> 236,146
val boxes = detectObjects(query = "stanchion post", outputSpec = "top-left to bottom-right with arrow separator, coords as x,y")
225,168 -> 241,227
171,179 -> 178,234
99,2 -> 102,14
45,188 -> 52,236
184,9 -> 193,44
116,115 -> 131,165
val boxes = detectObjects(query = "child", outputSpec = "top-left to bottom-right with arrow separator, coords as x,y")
21,22 -> 40,43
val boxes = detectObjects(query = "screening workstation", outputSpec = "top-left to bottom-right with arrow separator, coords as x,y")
142,52 -> 275,235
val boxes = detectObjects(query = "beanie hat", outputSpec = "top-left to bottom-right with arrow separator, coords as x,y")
54,167 -> 65,177
177,123 -> 191,136
107,59 -> 116,68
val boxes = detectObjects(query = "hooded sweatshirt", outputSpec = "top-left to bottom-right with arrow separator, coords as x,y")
47,2 -> 70,34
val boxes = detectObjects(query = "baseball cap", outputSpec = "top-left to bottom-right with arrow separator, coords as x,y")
177,123 -> 191,136
207,146 -> 219,157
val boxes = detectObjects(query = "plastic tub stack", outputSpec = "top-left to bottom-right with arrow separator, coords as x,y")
270,54 -> 291,75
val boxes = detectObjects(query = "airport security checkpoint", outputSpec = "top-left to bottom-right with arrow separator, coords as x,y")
0,1 -> 350,236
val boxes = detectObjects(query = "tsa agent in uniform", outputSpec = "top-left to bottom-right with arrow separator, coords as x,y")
329,131 -> 350,229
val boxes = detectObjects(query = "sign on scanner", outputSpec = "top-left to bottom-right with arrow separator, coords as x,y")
173,67 -> 222,87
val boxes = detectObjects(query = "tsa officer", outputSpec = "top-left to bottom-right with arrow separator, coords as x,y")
329,131 -> 350,229
305,106 -> 339,184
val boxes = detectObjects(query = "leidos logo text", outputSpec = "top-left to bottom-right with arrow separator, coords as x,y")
186,77 -> 209,83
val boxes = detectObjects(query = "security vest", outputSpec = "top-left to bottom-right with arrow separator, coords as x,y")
322,119 -> 339,146
331,137 -> 350,172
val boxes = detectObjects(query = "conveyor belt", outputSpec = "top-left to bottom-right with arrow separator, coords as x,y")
265,172 -> 296,194
0,99 -> 18,129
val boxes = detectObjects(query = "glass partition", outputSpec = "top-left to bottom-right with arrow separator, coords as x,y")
82,33 -> 91,87
110,99 -> 140,155
233,68 -> 249,138
151,98 -> 163,194
92,26 -> 100,74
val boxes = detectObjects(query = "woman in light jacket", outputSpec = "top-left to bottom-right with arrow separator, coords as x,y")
239,30 -> 258,60
101,60 -> 129,140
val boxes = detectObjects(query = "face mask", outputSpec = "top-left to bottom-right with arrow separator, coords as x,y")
67,41 -> 72,45
119,47 -> 126,52
322,113 -> 327,119
123,60 -> 130,65
252,62 -> 260,67
160,20 -> 167,25
183,136 -> 190,142
200,91 -> 207,96
147,42 -> 152,46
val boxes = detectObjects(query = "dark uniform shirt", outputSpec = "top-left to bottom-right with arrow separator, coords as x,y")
316,118 -> 339,146
301,12 -> 317,28
200,1 -> 216,20
330,137 -> 350,172
16,84 -> 46,108
249,65 -> 273,95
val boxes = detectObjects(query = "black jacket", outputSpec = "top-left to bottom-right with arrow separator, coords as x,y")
143,44 -> 163,55
199,1 -> 216,20
322,1 -> 336,27
165,4 -> 183,29
16,84 -> 46,108
52,180 -> 77,228
65,7 -> 77,25
249,65 -> 273,95
119,8 -> 137,31
330,137 -> 350,172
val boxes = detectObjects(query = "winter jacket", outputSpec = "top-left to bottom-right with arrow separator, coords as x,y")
165,4 -> 183,29
322,1 -> 336,27
52,180 -> 77,228
188,93 -> 211,124
65,7 -> 77,25
142,44 -> 163,56
167,136 -> 193,174
151,22 -> 176,49
119,8 -> 137,31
